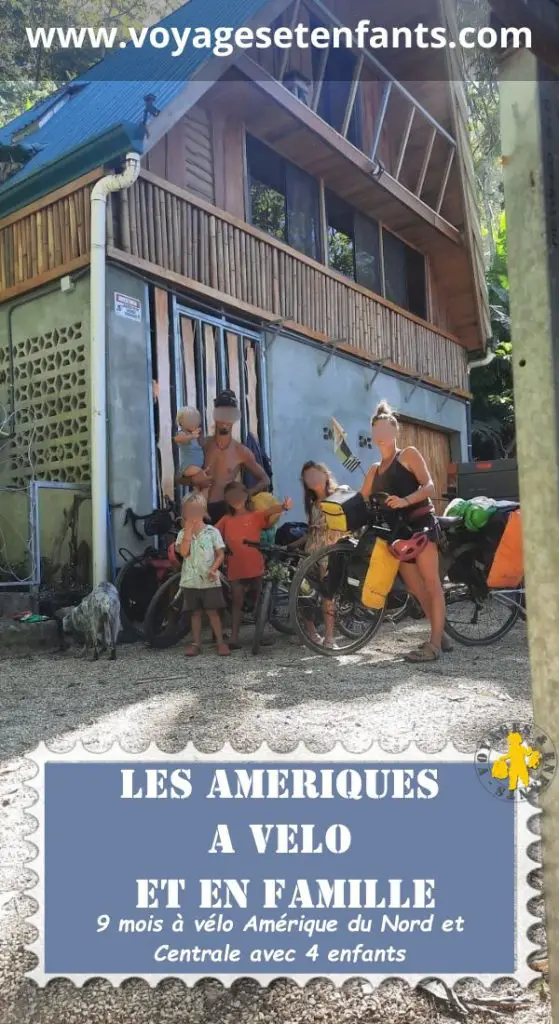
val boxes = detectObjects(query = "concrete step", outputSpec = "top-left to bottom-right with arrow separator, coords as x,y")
0,616 -> 59,656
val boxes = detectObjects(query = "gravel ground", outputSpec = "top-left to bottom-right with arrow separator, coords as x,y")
0,618 -> 549,1024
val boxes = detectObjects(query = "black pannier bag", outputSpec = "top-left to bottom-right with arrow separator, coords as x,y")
475,510 -> 509,572
345,529 -> 374,591
143,509 -> 175,537
275,521 -> 308,547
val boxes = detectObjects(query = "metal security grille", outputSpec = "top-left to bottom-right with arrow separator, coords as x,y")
0,321 -> 90,487
175,304 -> 269,453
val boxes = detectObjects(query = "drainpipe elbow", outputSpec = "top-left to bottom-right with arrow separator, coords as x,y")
91,151 -> 141,204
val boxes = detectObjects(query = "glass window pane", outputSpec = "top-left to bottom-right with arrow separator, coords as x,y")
249,181 -> 286,241
312,33 -> 362,149
285,162 -> 321,260
406,246 -> 427,319
382,229 -> 408,309
326,190 -> 355,279
246,135 -> 287,242
354,212 -> 381,293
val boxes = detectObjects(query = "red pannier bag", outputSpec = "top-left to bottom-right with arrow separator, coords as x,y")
486,509 -> 523,588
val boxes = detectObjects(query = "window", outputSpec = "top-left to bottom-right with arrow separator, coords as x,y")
311,25 -> 362,149
11,84 -> 87,144
326,192 -> 355,279
247,135 -> 286,243
246,135 -> 320,260
382,229 -> 427,319
326,191 -> 382,293
246,139 -> 429,322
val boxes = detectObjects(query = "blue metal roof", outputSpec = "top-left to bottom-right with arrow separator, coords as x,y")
0,0 -> 269,214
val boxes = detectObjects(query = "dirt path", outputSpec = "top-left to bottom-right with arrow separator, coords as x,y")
0,619 -> 548,1023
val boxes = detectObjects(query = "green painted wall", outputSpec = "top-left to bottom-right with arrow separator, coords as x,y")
0,274 -> 91,583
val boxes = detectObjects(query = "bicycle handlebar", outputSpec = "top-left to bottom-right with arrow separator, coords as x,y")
243,539 -> 300,558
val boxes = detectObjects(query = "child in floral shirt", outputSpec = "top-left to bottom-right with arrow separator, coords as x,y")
176,493 -> 229,657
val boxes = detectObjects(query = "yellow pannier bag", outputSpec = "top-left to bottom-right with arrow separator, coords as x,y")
319,490 -> 369,532
362,538 -> 400,610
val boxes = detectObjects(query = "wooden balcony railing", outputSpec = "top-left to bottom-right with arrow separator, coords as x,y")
114,172 -> 468,392
0,170 -> 97,301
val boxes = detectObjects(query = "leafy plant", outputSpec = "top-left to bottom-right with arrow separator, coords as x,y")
470,215 -> 515,458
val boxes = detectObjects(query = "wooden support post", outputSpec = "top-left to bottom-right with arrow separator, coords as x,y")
435,147 -> 455,214
416,126 -> 437,197
311,47 -> 329,111
370,81 -> 392,162
499,46 -> 559,1010
319,179 -> 329,265
341,54 -> 364,138
394,105 -> 416,181
154,288 -> 174,500
278,0 -> 302,80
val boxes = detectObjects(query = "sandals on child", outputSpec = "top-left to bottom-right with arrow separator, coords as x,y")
185,643 -> 201,657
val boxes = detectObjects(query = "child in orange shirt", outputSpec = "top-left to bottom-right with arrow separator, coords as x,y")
216,482 -> 292,650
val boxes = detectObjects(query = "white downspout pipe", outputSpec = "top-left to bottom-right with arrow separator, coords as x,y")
468,348 -> 498,371
90,151 -> 141,585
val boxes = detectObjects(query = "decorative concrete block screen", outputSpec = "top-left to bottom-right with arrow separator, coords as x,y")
0,321 -> 90,487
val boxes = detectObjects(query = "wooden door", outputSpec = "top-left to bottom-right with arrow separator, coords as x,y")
398,419 -> 452,514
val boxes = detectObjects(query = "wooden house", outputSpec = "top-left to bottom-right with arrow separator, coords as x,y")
0,0 -> 490,567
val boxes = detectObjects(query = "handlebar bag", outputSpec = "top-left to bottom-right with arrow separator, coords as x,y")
362,538 -> 399,610
486,509 -> 523,588
320,489 -> 369,532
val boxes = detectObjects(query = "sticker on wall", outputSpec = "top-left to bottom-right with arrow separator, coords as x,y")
114,293 -> 142,321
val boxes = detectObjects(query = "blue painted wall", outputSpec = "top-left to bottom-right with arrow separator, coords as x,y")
106,266 -> 156,562
265,332 -> 469,521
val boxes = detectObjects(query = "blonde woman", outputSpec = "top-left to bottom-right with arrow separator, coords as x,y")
360,401 -> 451,663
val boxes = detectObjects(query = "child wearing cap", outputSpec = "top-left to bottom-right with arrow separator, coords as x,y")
174,407 -> 212,492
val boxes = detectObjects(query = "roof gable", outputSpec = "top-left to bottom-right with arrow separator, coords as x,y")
0,0 -> 271,216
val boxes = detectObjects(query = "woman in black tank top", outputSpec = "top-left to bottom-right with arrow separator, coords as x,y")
360,400 -> 449,663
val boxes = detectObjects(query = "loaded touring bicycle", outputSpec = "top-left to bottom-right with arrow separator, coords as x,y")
288,488 -> 524,655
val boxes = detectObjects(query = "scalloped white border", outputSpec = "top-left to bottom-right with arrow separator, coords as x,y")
24,740 -> 540,988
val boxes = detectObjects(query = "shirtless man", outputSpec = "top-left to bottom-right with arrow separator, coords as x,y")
203,390 -> 270,523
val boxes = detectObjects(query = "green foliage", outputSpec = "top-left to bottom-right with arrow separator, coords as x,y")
328,227 -> 354,278
454,1 -> 515,457
471,215 -> 515,458
249,182 -> 286,242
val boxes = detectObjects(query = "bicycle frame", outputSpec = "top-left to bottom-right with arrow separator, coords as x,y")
488,587 -> 527,619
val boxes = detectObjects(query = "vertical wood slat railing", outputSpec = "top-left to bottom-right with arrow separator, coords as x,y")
0,174 -> 97,297
118,173 -> 468,392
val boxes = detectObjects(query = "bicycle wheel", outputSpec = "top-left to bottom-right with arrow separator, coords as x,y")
115,551 -> 168,639
444,584 -> 521,647
289,544 -> 383,656
252,580 -> 274,655
269,576 -> 295,635
144,573 -> 191,649
385,587 -> 411,625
